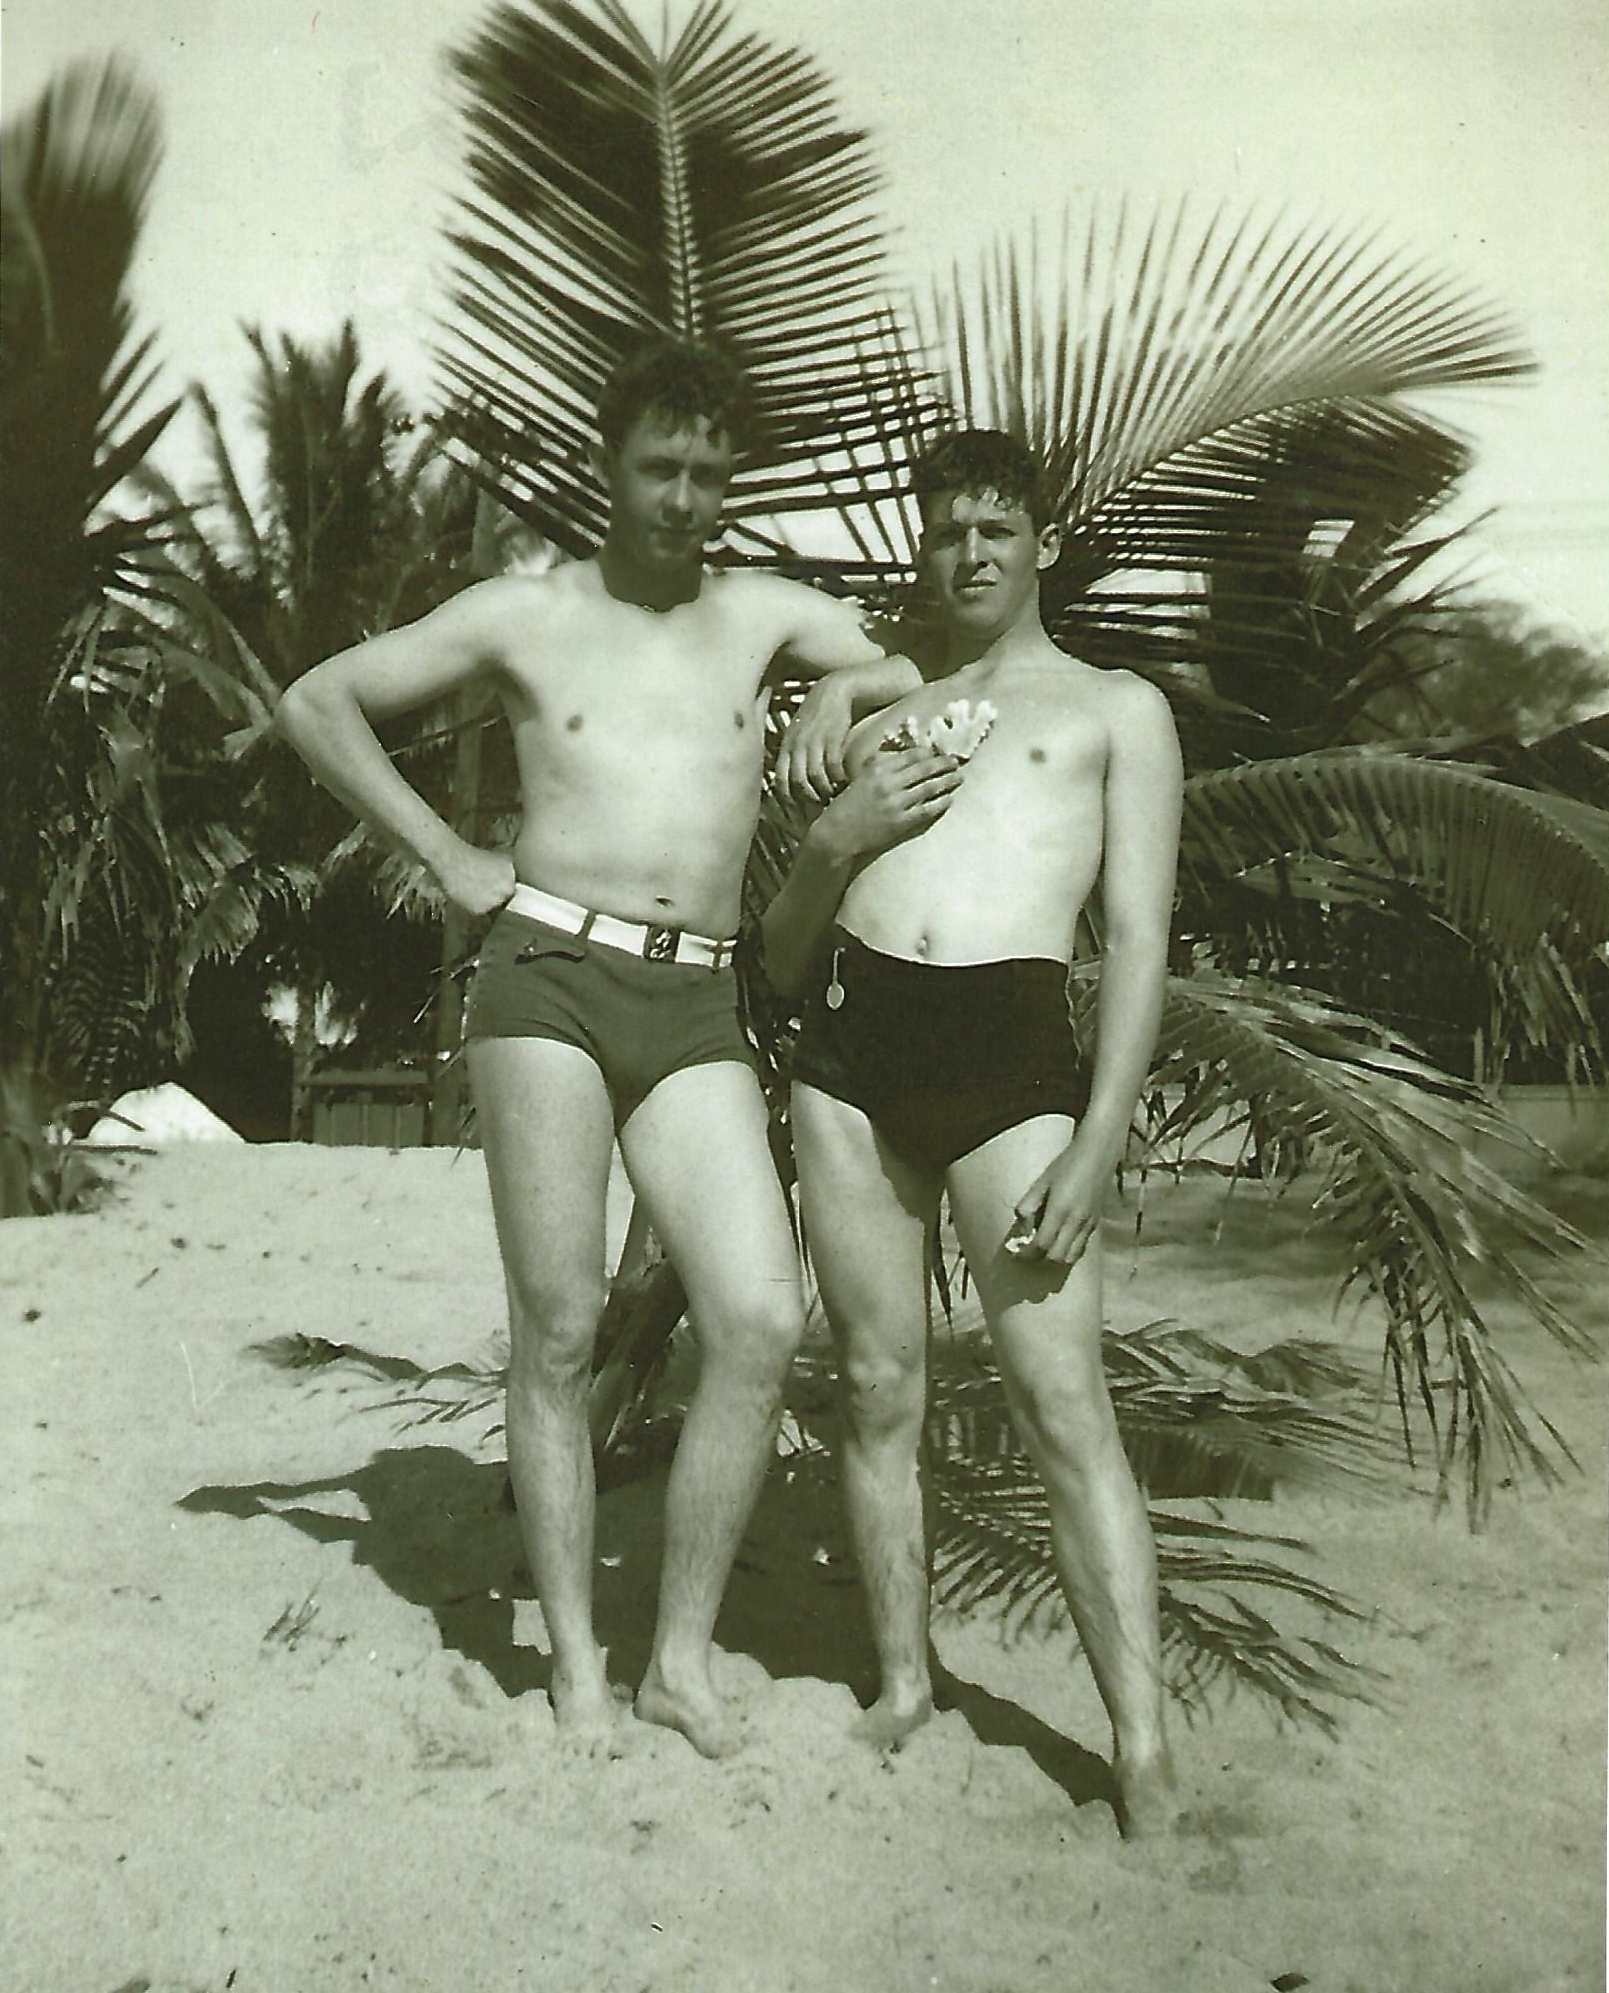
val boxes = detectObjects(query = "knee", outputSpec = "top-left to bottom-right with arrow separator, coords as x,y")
708,1287 -> 806,1394
506,1271 -> 604,1398
1009,1367 -> 1120,1478
840,1339 -> 925,1441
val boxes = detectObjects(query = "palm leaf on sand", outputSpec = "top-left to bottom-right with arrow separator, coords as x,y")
251,1309 -> 1388,1724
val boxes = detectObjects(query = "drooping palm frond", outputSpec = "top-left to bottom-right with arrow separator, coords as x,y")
1178,748 -> 1609,1075
1145,970 -> 1599,1511
134,326 -> 495,1127
438,0 -> 915,551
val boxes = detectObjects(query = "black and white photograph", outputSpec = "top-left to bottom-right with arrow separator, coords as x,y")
3,2 -> 1606,1989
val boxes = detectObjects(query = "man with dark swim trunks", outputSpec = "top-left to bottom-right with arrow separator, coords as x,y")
761,429 -> 1184,1836
277,335 -> 918,1760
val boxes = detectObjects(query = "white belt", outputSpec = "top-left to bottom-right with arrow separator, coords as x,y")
505,882 -> 736,970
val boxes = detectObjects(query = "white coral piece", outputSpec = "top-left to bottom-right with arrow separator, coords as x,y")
878,698 -> 998,762
926,698 -> 997,760
877,715 -> 924,753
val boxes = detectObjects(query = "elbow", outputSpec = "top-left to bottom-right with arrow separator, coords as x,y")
275,668 -> 343,754
274,675 -> 314,749
1099,918 -> 1170,975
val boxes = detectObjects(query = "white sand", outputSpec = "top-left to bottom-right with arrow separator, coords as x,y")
2,1145 -> 1603,1993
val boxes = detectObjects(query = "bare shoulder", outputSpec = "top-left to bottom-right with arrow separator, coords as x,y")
716,565 -> 870,638
711,565 -> 823,624
1089,667 -> 1179,752
433,569 -> 565,636
458,563 -> 591,659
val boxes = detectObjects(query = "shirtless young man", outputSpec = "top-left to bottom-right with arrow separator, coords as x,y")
276,336 -> 918,1759
761,429 -> 1184,1835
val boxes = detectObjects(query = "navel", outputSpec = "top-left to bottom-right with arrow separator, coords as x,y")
733,708 -> 747,731
1029,746 -> 1047,764
565,712 -> 584,733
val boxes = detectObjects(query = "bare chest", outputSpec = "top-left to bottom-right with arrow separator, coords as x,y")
501,602 -> 772,767
850,685 -> 1107,830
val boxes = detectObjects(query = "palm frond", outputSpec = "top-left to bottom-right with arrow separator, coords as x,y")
1,59 -> 179,1046
438,0 -> 907,549
1148,970 -> 1599,1511
929,203 -> 1531,525
1179,748 -> 1609,1072
923,1328 -> 1380,1728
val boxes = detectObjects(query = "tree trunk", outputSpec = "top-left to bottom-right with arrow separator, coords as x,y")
289,978 -> 319,1142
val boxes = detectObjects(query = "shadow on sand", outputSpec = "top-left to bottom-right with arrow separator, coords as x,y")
179,1441 -> 1111,1814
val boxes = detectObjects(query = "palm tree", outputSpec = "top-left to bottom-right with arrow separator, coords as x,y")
0,59 -> 201,1212
140,324 -> 494,1135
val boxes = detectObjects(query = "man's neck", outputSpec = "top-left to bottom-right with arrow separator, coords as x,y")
595,533 -> 705,612
937,606 -> 1050,682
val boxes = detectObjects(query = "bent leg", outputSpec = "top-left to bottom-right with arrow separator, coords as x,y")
793,1084 -> 940,1750
468,1036 -> 618,1742
618,1060 -> 806,1758
947,1118 -> 1173,1834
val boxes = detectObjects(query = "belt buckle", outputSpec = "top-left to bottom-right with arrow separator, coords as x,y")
642,923 -> 680,963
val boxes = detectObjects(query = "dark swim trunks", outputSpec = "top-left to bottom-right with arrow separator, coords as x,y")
462,896 -> 756,1129
791,930 -> 1089,1175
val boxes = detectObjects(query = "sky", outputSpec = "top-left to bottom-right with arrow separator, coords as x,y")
5,0 -> 1607,644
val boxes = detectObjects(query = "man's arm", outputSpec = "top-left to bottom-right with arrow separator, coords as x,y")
760,749 -> 962,997
276,577 -> 523,916
1013,676 -> 1183,1263
756,577 -> 923,800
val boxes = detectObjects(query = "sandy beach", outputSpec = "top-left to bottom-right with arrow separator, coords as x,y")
2,1142 -> 1603,1993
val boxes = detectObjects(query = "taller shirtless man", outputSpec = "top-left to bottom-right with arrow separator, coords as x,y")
762,429 -> 1184,1835
277,337 -> 921,1758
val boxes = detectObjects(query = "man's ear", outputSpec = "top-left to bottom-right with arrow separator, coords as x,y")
1035,523 -> 1063,571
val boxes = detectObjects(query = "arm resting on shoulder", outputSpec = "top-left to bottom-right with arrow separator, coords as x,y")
763,579 -> 923,799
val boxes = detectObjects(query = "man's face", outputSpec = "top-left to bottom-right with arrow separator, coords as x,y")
918,487 -> 1057,640
602,408 -> 734,567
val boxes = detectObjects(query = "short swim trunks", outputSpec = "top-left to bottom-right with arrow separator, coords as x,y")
791,930 -> 1088,1175
463,891 -> 756,1128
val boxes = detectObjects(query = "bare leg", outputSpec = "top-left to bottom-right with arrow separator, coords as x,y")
948,1119 -> 1175,1836
468,1037 -> 622,1747
619,1061 -> 806,1759
793,1085 -> 941,1751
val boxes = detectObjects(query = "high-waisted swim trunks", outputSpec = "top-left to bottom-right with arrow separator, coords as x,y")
462,886 -> 755,1128
791,930 -> 1088,1175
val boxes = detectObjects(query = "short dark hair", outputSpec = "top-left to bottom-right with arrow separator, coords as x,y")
910,428 -> 1051,530
596,333 -> 752,454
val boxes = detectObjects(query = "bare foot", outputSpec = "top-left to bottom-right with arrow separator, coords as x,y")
635,1664 -> 743,1760
550,1671 -> 631,1758
1113,1747 -> 1179,1840
851,1688 -> 935,1754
